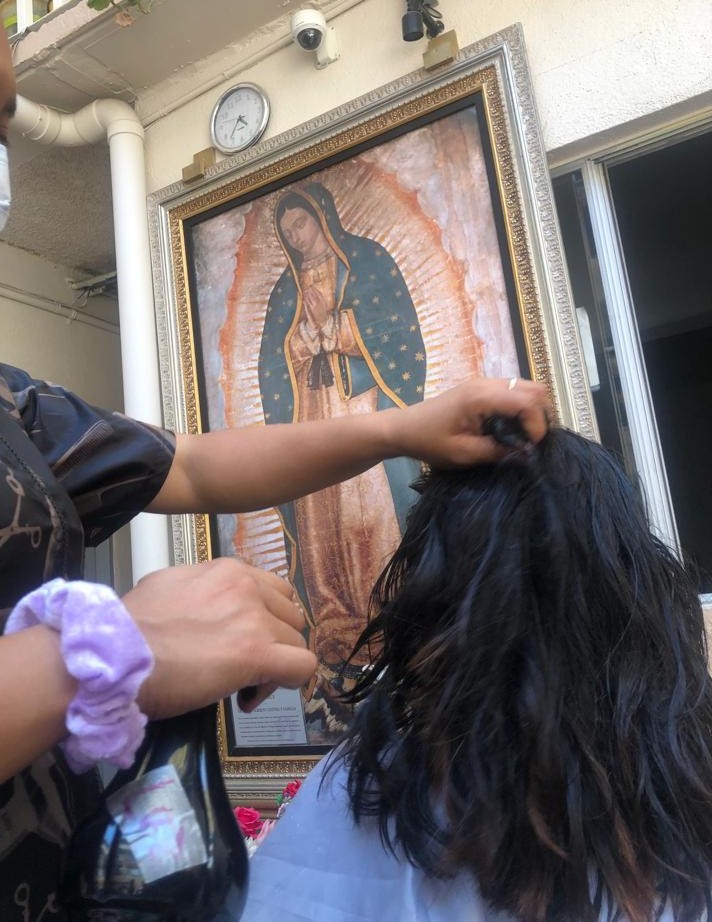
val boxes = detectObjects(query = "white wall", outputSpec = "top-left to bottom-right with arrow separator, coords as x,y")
141,0 -> 712,192
0,241 -> 123,409
0,241 -> 132,589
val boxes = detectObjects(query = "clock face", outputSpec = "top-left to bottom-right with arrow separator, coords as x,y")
210,84 -> 270,154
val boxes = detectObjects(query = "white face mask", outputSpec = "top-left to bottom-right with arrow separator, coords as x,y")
0,145 -> 10,233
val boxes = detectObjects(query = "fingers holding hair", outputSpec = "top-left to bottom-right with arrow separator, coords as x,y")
476,376 -> 551,447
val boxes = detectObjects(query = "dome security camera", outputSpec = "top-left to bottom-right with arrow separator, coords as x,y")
290,8 -> 340,68
291,9 -> 327,52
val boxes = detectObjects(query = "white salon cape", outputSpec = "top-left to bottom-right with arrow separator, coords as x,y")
240,754 -> 514,922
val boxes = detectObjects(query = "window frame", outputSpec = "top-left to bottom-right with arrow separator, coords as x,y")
551,117 -> 712,606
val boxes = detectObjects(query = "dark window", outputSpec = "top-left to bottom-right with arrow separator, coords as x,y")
553,130 -> 712,593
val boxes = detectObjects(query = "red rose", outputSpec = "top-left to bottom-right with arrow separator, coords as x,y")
282,779 -> 302,800
234,806 -> 263,839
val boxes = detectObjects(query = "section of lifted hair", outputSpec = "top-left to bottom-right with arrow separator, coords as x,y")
330,428 -> 712,922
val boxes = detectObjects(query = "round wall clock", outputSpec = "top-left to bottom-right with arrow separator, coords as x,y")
209,83 -> 271,154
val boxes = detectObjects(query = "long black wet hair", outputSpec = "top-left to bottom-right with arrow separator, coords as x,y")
335,428 -> 712,922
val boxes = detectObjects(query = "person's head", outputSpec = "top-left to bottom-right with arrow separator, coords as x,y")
0,27 -> 16,234
341,428 -> 712,922
274,190 -> 328,263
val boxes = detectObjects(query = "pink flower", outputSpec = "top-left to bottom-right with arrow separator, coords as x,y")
234,806 -> 263,839
282,779 -> 302,801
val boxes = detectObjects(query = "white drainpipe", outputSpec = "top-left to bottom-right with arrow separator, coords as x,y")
14,95 -> 170,582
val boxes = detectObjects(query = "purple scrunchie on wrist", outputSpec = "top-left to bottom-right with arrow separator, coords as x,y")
5,578 -> 155,774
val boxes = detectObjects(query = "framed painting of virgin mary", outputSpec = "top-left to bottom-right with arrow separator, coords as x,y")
148,24 -> 595,804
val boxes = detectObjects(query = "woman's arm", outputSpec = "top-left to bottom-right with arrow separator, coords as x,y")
0,625 -> 77,782
0,558 -> 315,784
148,377 -> 550,514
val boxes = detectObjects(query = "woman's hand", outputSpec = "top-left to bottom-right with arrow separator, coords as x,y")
383,377 -> 551,467
303,285 -> 332,327
122,558 -> 316,718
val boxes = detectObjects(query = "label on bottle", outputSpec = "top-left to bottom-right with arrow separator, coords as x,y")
106,764 -> 208,884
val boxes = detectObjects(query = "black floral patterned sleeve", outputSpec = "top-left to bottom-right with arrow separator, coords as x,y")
0,363 -> 177,921
0,362 -> 176,546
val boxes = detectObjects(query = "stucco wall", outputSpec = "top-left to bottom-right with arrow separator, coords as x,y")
141,0 -> 712,193
0,241 -> 123,409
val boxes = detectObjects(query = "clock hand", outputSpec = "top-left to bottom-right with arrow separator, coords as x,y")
229,115 -> 248,139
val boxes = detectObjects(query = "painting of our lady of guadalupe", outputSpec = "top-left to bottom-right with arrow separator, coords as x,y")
188,106 -> 522,745
258,182 -> 426,731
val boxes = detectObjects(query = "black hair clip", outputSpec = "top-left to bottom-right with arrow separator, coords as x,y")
482,414 -> 532,452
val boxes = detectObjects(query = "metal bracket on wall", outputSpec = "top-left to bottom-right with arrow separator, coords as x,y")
423,29 -> 459,70
182,147 -> 217,184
